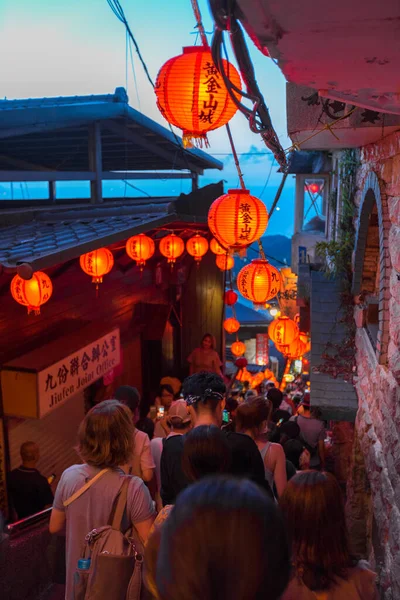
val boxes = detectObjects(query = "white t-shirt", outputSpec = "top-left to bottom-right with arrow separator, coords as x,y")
129,428 -> 155,479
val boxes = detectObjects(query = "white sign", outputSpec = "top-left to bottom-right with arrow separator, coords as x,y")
37,329 -> 120,417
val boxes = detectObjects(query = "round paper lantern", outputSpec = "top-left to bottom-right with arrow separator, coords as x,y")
268,316 -> 299,348
224,290 -> 238,306
264,368 -> 274,380
208,189 -> 268,251
186,234 -> 208,263
277,337 -> 306,359
11,271 -> 53,315
237,259 -> 281,308
299,332 -> 311,354
231,341 -> 246,357
216,254 -> 234,271
210,238 -> 226,255
251,372 -> 265,388
126,234 -> 155,269
235,357 -> 248,369
159,233 -> 184,264
236,367 -> 252,383
80,248 -> 114,284
155,46 -> 241,148
224,317 -> 240,334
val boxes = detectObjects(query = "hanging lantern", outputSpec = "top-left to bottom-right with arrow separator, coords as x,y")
299,332 -> 311,354
264,368 -> 274,380
235,357 -> 248,369
210,238 -> 226,255
277,337 -> 307,360
251,372 -> 265,389
224,290 -> 238,306
186,234 -> 208,263
231,341 -> 246,357
237,259 -> 281,308
126,234 -> 155,269
236,367 -> 252,383
208,189 -> 268,251
269,315 -> 299,348
224,317 -> 240,334
155,46 -> 242,148
216,254 -> 234,271
80,248 -> 114,285
11,271 -> 53,315
159,233 -> 185,265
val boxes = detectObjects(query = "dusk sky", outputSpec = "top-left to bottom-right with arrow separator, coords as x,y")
0,0 -> 295,236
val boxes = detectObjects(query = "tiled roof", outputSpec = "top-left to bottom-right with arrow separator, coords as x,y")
0,204 -> 177,270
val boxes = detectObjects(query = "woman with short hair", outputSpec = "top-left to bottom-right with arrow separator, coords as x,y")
280,470 -> 379,599
50,400 -> 155,600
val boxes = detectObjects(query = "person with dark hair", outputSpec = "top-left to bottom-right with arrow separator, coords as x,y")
8,441 -> 54,519
136,417 -> 155,441
290,393 -> 326,469
236,396 -> 287,497
187,333 -> 223,375
267,387 -> 284,411
50,400 -> 155,600
153,384 -> 175,438
280,471 -> 378,599
221,395 -> 239,432
146,477 -> 290,600
115,385 -> 155,482
283,439 -> 310,472
160,372 -> 268,505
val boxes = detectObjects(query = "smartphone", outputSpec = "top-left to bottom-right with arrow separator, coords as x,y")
47,473 -> 56,485
157,406 -> 165,420
222,409 -> 230,424
149,405 -> 157,420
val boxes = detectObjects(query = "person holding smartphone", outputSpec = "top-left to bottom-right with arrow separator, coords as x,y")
152,384 -> 175,438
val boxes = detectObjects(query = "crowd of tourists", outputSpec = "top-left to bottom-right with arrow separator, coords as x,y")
45,367 -> 379,600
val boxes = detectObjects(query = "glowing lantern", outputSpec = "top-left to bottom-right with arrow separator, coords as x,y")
231,341 -> 246,357
126,234 -> 155,269
159,233 -> 184,264
299,332 -> 311,354
155,46 -> 241,148
237,259 -> 281,308
268,316 -> 299,348
236,367 -> 252,383
224,317 -> 240,334
264,368 -> 274,380
11,271 -> 53,315
210,238 -> 226,255
208,189 -> 268,251
307,182 -> 320,194
277,337 -> 307,359
216,254 -> 234,271
224,290 -> 238,306
251,372 -> 265,389
186,234 -> 209,263
80,248 -> 114,285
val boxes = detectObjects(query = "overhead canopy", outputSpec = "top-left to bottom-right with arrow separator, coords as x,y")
0,88 -> 223,175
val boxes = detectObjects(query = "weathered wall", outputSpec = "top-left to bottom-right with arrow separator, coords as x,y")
350,130 -> 400,599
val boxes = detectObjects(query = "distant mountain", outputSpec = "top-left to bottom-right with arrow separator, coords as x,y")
232,234 -> 291,277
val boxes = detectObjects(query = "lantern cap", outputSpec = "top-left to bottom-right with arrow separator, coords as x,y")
227,189 -> 250,195
182,46 -> 209,54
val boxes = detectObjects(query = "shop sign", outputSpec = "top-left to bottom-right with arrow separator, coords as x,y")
37,329 -> 120,417
256,333 -> 269,366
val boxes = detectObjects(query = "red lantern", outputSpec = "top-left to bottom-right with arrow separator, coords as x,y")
126,234 -> 155,269
80,248 -> 114,284
11,271 -> 53,315
224,290 -> 238,306
186,234 -> 209,263
224,317 -> 240,334
299,332 -> 311,354
269,316 -> 299,348
208,189 -> 268,251
235,357 -> 248,369
210,238 -> 226,255
251,372 -> 265,389
307,182 -> 320,194
159,233 -> 184,264
231,341 -> 246,357
264,368 -> 274,380
236,367 -> 252,382
277,337 -> 307,359
216,254 -> 234,271
155,47 -> 241,148
237,259 -> 281,308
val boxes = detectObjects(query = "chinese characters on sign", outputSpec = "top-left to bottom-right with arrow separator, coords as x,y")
239,202 -> 253,242
256,334 -> 269,366
37,329 -> 120,417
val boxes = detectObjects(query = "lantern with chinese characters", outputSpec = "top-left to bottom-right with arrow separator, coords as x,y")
210,238 -> 226,255
224,290 -> 238,306
269,316 -> 299,348
277,337 -> 307,359
159,233 -> 185,265
231,340 -> 246,357
237,259 -> 281,308
80,248 -> 114,285
186,234 -> 208,263
208,189 -> 268,251
223,317 -> 240,334
216,254 -> 234,271
155,47 -> 242,148
11,271 -> 53,315
126,234 -> 155,269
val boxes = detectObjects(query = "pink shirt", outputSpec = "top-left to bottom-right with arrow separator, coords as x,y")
129,429 -> 155,479
187,347 -> 222,373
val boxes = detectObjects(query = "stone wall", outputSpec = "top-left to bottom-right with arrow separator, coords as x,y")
350,130 -> 400,599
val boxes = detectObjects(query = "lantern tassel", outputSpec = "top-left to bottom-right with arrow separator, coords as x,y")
182,132 -> 210,149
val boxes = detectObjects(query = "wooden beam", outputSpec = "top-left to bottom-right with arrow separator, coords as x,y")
0,154 -> 54,172
88,122 -> 102,204
0,170 -> 192,182
102,119 -> 203,175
